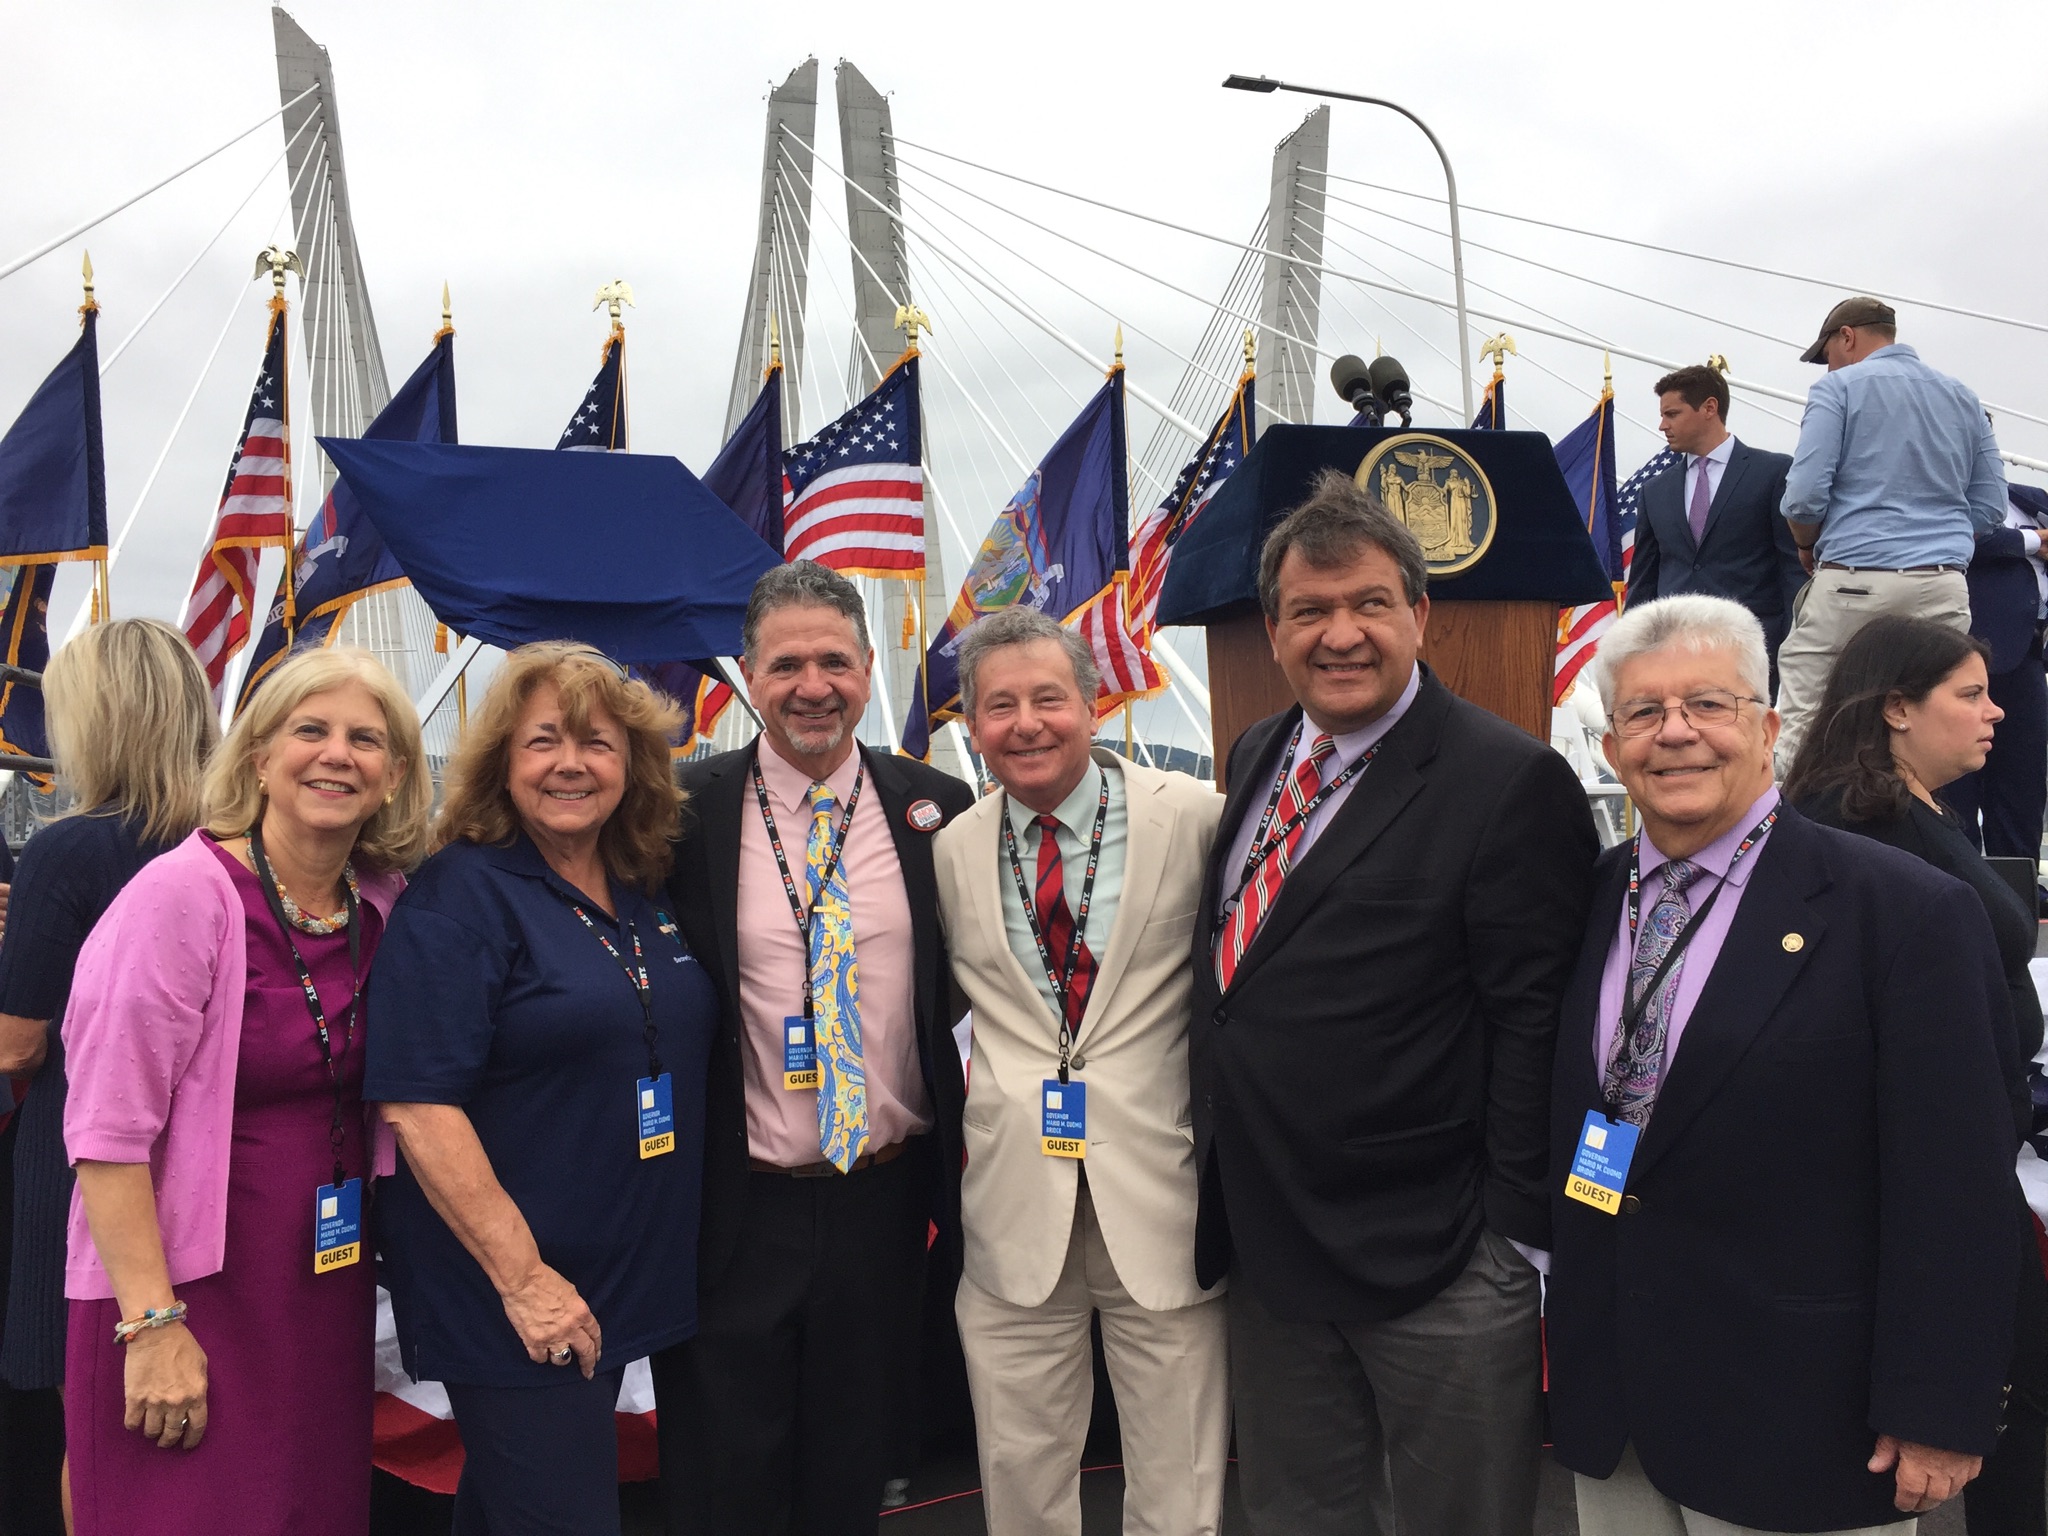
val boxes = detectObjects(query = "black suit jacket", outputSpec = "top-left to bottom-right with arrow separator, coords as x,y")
1188,669 -> 1599,1320
1546,808 -> 2019,1532
667,739 -> 976,1291
1626,440 -> 1803,661
1968,486 -> 2045,673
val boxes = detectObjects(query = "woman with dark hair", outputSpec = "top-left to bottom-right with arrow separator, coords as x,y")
1786,613 -> 2047,1536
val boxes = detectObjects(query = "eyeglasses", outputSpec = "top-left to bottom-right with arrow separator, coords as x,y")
1608,689 -> 1765,738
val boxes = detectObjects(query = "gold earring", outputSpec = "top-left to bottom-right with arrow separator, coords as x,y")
385,793 -> 395,806
258,777 -> 267,794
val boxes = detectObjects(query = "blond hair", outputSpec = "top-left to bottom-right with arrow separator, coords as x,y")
43,618 -> 217,843
203,646 -> 431,873
434,643 -> 684,893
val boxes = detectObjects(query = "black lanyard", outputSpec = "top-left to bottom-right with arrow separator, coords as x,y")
248,826 -> 361,1189
1226,721 -> 1380,912
1001,770 -> 1109,1083
752,756 -> 866,1022
1606,809 -> 1778,1115
552,888 -> 665,1082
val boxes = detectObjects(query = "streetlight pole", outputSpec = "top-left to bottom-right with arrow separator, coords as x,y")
1223,73 -> 1474,422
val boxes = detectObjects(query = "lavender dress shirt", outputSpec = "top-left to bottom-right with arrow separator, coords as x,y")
1594,787 -> 1781,1080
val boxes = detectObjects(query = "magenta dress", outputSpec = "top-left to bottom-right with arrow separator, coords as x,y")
67,839 -> 384,1536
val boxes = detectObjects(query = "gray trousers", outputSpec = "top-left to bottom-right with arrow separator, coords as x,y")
1575,1442 -> 1916,1536
1228,1229 -> 1543,1536
1773,565 -> 1971,773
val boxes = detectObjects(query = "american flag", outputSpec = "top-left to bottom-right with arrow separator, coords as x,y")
183,302 -> 294,700
1078,370 -> 1256,712
1554,447 -> 1681,701
559,329 -> 626,451
782,354 -> 923,578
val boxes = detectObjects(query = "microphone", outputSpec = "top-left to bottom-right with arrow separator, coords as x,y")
1330,354 -> 1376,416
1367,354 -> 1414,421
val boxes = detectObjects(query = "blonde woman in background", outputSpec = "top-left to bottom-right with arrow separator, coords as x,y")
0,619 -> 215,1533
60,646 -> 428,1536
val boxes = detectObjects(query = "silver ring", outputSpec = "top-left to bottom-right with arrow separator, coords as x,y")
550,1346 -> 572,1363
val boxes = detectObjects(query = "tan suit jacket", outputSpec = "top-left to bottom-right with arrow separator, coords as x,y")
935,750 -> 1224,1313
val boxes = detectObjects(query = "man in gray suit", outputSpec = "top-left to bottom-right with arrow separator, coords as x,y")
1625,364 -> 1803,689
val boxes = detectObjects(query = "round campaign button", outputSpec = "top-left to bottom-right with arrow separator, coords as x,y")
907,799 -> 944,833
1781,933 -> 1804,953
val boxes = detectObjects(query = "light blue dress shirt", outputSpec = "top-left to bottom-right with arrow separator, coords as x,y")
1781,344 -> 2007,568
1000,756 -> 1128,1020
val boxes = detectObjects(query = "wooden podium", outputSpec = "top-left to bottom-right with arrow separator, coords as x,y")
1156,426 -> 1613,782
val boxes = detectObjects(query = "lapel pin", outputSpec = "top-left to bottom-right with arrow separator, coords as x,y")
907,799 -> 944,833
1781,933 -> 1804,953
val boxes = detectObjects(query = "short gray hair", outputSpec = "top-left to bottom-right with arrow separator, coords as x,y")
956,606 -> 1100,717
1259,469 -> 1429,618
742,560 -> 870,661
1590,594 -> 1770,710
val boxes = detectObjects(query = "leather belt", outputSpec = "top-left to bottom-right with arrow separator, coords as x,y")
1819,561 -> 1962,575
749,1137 -> 912,1179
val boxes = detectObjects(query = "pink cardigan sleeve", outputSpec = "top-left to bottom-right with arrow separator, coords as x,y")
62,856 -> 230,1165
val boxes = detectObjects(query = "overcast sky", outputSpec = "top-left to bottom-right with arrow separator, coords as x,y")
4,0 -> 2044,754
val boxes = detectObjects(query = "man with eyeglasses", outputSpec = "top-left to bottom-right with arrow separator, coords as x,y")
1547,593 -> 2020,1535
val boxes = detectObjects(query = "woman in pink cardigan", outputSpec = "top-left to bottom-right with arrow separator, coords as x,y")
60,647 -> 431,1536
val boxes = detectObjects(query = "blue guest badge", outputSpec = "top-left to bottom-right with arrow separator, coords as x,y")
783,1015 -> 820,1090
1564,1110 -> 1639,1215
1041,1079 -> 1086,1159
313,1178 -> 363,1273
637,1073 -> 676,1159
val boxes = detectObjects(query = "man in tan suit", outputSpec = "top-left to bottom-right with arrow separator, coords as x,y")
934,605 -> 1228,1536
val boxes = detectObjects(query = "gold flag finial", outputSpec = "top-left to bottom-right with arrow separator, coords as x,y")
1705,352 -> 1730,375
593,279 -> 635,330
894,304 -> 931,349
769,311 -> 782,370
1113,324 -> 1123,367
1478,332 -> 1517,377
1244,328 -> 1256,368
442,281 -> 452,329
253,244 -> 302,299
81,250 -> 97,312
1603,350 -> 1613,393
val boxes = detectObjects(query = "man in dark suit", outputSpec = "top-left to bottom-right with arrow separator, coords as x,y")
651,561 -> 975,1536
1626,364 -> 1804,688
1550,592 -> 2017,1533
1947,484 -> 2048,861
1189,471 -> 1599,1534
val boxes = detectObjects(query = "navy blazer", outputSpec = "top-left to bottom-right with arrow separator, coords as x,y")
1626,440 -> 1803,658
1968,486 -> 2046,673
1546,807 -> 2019,1532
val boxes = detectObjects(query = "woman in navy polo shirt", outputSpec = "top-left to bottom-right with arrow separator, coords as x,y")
367,644 -> 716,1535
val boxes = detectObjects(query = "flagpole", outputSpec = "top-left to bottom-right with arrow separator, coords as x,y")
256,245 -> 303,648
80,253 -> 111,623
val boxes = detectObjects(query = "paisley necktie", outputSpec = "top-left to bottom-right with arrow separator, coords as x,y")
806,783 -> 867,1171
1603,858 -> 1705,1127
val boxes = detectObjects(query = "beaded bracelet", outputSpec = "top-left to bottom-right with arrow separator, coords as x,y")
113,1301 -> 187,1344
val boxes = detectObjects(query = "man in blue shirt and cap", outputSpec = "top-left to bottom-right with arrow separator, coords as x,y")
1773,296 -> 2008,769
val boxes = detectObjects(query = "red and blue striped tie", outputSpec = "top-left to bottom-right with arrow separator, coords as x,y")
1034,814 -> 1096,1033
1216,734 -> 1335,991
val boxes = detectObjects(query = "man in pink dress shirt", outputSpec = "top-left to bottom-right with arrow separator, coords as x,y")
651,562 -> 974,1536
